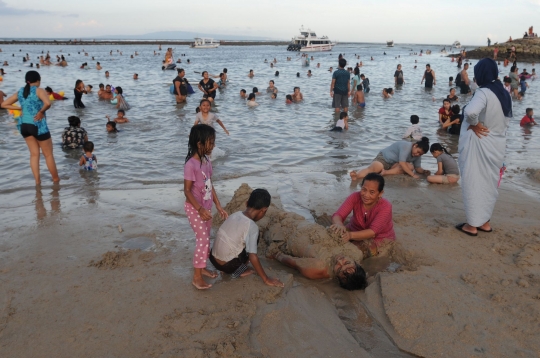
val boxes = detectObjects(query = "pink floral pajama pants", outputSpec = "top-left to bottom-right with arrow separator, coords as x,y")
185,203 -> 212,268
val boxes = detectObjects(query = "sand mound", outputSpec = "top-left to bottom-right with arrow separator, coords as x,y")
88,249 -> 155,269
526,168 -> 540,183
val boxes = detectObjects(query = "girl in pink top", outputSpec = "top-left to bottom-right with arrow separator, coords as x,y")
331,173 -> 395,258
184,124 -> 228,290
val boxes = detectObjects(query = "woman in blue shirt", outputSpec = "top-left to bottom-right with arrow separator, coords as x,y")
1,71 -> 60,185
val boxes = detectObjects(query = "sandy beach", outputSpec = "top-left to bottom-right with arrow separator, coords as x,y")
1,170 -> 539,357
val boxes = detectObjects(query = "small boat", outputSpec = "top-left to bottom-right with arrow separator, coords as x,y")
386,40 -> 394,47
452,41 -> 461,49
190,38 -> 220,49
287,26 -> 335,52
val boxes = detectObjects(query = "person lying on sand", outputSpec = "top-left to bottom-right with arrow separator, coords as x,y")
268,173 -> 394,291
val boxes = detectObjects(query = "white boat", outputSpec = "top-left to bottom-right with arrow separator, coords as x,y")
386,40 -> 394,47
287,26 -> 335,52
452,41 -> 461,49
190,38 -> 220,49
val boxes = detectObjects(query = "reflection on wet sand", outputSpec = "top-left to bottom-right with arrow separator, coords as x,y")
34,184 -> 61,221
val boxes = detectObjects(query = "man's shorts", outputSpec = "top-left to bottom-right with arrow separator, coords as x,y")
332,93 -> 349,109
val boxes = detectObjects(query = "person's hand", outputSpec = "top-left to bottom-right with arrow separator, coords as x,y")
199,207 -> 213,221
423,170 -> 431,176
330,223 -> 347,235
34,111 -> 44,121
225,130 -> 230,136
330,91 -> 334,98
468,123 -> 490,138
341,231 -> 352,243
216,206 -> 228,220
264,277 -> 284,287
434,81 -> 437,85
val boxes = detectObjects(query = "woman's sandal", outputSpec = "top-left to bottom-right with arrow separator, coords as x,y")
455,223 -> 478,236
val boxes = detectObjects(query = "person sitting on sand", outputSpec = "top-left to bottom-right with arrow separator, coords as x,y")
106,109 -> 130,124
292,87 -> 303,102
438,99 -> 452,126
350,137 -> 431,180
427,143 -> 460,184
210,189 -> 283,287
447,88 -> 458,102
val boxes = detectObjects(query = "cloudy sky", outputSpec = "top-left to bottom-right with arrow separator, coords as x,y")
1,0 -> 539,45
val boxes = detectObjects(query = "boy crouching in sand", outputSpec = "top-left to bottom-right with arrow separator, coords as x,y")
210,189 -> 284,287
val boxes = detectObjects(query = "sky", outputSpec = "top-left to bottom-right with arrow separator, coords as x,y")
0,0 -> 539,45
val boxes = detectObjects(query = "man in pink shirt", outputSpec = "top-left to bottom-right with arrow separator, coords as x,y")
331,173 -> 396,258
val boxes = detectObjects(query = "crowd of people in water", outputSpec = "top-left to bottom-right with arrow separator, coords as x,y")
0,41 -> 536,291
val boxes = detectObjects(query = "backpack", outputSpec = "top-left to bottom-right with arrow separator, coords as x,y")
455,72 -> 462,86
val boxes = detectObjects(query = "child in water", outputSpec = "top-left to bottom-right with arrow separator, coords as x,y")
194,99 -> 230,134
45,86 -> 67,100
353,84 -> 365,108
184,124 -> 228,290
209,188 -> 283,287
427,143 -> 460,184
247,93 -> 259,107
360,74 -> 370,92
402,115 -> 423,141
106,121 -> 118,133
79,141 -> 97,171
520,108 -> 537,127
106,109 -> 130,124
331,112 -> 349,131
382,88 -> 393,98
62,116 -> 88,149
285,94 -> 293,104
292,87 -> 303,102
240,89 -> 247,99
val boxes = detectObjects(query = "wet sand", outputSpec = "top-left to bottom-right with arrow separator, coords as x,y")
1,172 -> 539,357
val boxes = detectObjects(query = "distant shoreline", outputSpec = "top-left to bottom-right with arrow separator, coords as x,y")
0,40 -> 290,46
0,39 -> 483,47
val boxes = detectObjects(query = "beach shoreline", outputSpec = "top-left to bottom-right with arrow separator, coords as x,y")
0,172 -> 538,357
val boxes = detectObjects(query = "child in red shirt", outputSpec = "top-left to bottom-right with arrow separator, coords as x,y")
520,108 -> 537,127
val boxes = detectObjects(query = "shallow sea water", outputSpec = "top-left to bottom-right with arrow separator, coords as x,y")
0,43 -> 538,213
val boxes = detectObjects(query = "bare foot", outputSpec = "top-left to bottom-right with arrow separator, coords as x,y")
202,268 -> 218,278
349,171 -> 358,180
192,276 -> 212,290
380,169 -> 386,176
240,268 -> 254,277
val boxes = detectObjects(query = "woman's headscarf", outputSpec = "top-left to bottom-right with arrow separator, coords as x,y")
474,58 -> 512,117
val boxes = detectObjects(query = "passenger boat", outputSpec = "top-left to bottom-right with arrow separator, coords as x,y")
452,41 -> 461,49
287,26 -> 335,52
386,40 -> 394,47
190,38 -> 220,49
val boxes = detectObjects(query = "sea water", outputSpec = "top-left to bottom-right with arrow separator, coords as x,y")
0,43 -> 538,210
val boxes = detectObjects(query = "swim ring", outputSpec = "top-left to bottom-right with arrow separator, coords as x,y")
49,91 -> 65,101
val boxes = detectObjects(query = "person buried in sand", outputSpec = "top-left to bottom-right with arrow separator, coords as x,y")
210,189 -> 284,287
267,176 -> 392,290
